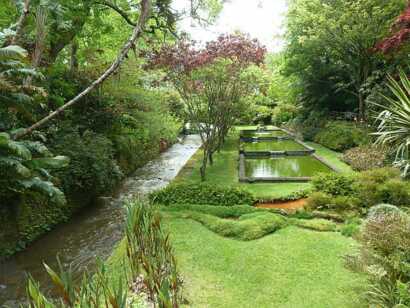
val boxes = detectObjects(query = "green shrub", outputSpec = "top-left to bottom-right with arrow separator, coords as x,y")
340,217 -> 361,237
150,183 -> 255,206
353,169 -> 410,208
271,103 -> 298,125
306,192 -> 359,213
51,129 -> 123,199
289,110 -> 328,141
342,146 -> 388,171
313,121 -> 370,151
310,168 -> 410,215
306,192 -> 332,211
377,179 -> 410,206
311,173 -> 355,196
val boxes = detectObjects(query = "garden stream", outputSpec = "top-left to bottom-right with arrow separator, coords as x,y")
0,135 -> 202,306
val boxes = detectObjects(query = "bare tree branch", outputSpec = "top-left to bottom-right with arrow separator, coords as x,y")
15,0 -> 152,140
95,0 -> 137,26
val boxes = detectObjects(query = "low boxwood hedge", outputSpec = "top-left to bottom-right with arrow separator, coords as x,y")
150,183 -> 255,206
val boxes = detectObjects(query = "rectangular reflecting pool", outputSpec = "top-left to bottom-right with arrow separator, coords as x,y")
244,156 -> 334,179
242,140 -> 306,152
241,130 -> 289,138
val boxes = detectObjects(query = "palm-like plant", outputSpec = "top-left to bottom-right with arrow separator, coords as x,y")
0,44 -> 45,126
0,132 -> 69,205
373,69 -> 410,176
0,43 -> 67,204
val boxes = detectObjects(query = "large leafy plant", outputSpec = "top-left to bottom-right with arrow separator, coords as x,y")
0,44 -> 45,130
0,132 -> 69,205
374,69 -> 410,176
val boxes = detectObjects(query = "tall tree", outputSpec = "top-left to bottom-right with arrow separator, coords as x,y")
14,0 -> 152,139
376,3 -> 410,54
149,34 -> 266,180
285,0 -> 407,121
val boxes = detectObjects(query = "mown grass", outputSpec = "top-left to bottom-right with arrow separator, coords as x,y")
165,216 -> 365,308
175,126 -> 352,199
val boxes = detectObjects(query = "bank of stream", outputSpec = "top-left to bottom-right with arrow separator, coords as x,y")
0,135 -> 202,306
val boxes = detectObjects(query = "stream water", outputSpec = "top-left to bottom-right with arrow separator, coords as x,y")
0,135 -> 201,306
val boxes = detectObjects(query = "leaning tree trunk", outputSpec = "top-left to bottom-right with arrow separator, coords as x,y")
14,0 -> 152,139
11,0 -> 31,45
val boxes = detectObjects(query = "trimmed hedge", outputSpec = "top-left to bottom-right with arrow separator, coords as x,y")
150,183 -> 255,206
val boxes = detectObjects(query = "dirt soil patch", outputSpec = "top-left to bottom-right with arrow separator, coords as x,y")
256,198 -> 307,212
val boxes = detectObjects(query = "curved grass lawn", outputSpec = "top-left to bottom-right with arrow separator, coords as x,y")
165,217 -> 365,308
175,126 -> 352,199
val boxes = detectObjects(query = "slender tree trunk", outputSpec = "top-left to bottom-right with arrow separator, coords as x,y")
14,0 -> 152,139
209,152 -> 214,165
70,40 -> 79,74
358,93 -> 365,122
11,0 -> 31,45
200,150 -> 208,181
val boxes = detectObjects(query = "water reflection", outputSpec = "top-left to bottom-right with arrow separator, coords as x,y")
243,140 -> 305,152
245,156 -> 333,178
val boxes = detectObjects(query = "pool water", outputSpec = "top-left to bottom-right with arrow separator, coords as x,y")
242,140 -> 306,152
244,156 -> 333,178
241,130 -> 289,138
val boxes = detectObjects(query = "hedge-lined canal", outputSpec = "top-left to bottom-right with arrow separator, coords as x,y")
0,135 -> 201,306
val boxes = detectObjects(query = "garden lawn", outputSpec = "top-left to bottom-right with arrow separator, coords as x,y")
165,215 -> 365,308
175,126 -> 352,199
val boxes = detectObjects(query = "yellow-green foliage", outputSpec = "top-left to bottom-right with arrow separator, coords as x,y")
290,218 -> 337,232
175,211 -> 287,241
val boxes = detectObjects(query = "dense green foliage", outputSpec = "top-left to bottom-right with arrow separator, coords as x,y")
150,183 -> 255,206
0,0 -> 186,256
313,121 -> 370,151
374,70 -> 410,176
284,0 -> 407,121
307,168 -> 410,216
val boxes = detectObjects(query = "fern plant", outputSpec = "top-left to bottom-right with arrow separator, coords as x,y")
373,69 -> 410,176
0,131 -> 69,205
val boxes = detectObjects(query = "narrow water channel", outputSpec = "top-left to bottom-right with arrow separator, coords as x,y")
0,135 -> 201,306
